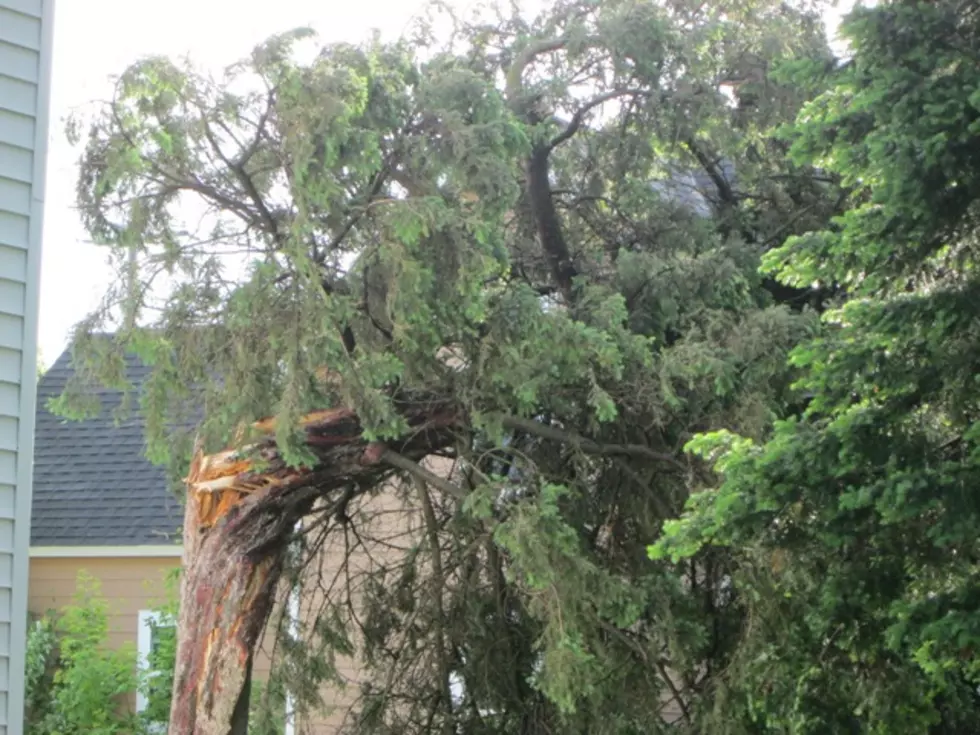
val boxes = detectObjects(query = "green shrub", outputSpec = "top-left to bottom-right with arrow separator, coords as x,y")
24,616 -> 58,735
137,569 -> 179,730
25,571 -> 141,735
249,678 -> 287,735
26,567 -> 286,734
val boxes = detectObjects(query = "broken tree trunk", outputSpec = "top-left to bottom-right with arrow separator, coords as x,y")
167,398 -> 458,735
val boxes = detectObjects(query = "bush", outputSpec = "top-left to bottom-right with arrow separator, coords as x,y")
24,616 -> 58,734
25,571 -> 141,735
25,568 -> 286,734
137,569 -> 179,730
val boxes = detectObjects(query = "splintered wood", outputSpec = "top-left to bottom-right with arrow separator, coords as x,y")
169,390 -> 459,735
185,407 -> 357,530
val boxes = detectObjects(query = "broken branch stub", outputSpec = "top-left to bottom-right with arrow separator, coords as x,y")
168,395 -> 458,735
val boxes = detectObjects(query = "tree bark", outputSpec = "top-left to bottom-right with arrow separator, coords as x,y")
167,398 -> 458,735
167,477 -> 286,735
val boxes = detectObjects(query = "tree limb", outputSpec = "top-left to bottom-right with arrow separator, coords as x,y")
505,36 -> 570,104
683,136 -> 737,210
198,113 -> 283,244
234,87 -> 276,168
526,144 -> 579,300
380,449 -> 468,500
316,164 -> 391,264
413,477 -> 455,733
494,415 -> 685,470
549,89 -> 648,151
505,39 -> 633,303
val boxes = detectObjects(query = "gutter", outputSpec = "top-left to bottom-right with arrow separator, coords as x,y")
30,544 -> 184,558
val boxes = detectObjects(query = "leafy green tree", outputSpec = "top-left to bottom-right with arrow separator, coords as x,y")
655,0 -> 980,731
59,0 -> 844,732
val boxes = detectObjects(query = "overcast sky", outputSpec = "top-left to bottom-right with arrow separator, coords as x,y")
36,0 -> 852,367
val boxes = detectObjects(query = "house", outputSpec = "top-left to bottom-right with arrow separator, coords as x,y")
28,347 -> 184,713
0,1 -> 56,733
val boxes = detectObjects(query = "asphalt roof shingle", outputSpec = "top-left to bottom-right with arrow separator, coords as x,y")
30,348 -> 183,547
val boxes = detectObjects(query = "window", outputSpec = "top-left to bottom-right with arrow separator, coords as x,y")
137,610 -> 177,730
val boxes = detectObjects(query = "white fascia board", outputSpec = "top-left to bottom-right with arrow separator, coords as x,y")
29,544 -> 184,558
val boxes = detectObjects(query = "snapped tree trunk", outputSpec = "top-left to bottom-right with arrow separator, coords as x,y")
167,399 -> 458,735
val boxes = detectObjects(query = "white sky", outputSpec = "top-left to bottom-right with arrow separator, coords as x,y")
36,0 -> 853,368
37,0 -> 447,367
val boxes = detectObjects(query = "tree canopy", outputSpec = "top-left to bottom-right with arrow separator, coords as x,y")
52,0 -> 980,732
655,0 -> 980,731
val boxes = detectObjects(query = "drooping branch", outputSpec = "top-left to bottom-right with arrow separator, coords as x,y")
414,477 -> 454,734
166,394 -> 684,735
495,414 -> 685,470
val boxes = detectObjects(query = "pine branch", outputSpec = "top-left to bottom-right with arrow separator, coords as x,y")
548,89 -> 648,151
413,477 -> 455,733
495,415 -> 685,470
380,450 -> 467,500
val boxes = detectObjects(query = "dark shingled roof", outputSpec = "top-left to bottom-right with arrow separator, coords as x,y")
30,348 -> 183,547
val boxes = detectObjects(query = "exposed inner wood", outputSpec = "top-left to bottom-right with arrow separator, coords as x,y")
168,395 -> 458,735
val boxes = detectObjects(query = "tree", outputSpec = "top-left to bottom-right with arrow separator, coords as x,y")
654,0 -> 980,731
59,1 -> 841,733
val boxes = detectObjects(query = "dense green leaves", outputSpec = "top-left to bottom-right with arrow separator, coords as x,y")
656,0 -> 980,731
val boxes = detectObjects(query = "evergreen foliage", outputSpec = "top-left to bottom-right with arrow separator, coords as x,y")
655,0 -> 980,730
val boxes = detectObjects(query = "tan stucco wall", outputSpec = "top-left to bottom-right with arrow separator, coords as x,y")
28,555 -> 180,713
28,556 -> 180,650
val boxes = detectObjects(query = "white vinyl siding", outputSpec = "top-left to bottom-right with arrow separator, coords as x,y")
0,1 -> 54,733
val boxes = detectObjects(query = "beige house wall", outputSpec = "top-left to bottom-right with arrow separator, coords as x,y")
28,556 -> 179,651
26,555 -> 288,715
294,479 -> 430,734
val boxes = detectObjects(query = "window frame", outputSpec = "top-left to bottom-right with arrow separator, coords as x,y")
137,609 -> 175,730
